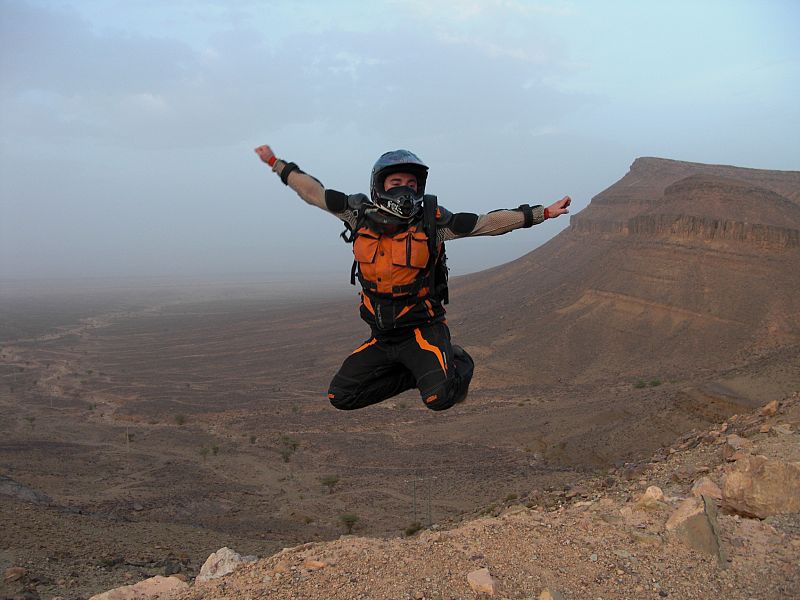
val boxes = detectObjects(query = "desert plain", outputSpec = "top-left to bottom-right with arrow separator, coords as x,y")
1,157 -> 799,599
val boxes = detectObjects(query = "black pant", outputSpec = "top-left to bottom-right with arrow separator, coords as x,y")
327,322 -> 474,411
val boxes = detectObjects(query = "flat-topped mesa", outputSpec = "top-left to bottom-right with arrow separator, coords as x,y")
456,156 -> 800,390
570,158 -> 800,248
600,157 -> 800,204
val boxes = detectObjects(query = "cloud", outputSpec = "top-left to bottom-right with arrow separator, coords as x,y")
436,32 -> 549,64
392,0 -> 576,20
3,1 -> 796,281
1,1 -> 582,150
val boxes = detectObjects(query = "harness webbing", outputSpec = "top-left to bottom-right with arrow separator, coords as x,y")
423,194 -> 438,302
341,195 -> 448,304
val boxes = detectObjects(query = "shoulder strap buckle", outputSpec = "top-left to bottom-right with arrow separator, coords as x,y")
340,208 -> 360,243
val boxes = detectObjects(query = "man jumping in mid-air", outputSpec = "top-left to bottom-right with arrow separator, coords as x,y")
255,145 -> 570,412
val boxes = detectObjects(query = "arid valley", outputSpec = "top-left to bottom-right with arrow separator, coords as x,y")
2,158 -> 799,599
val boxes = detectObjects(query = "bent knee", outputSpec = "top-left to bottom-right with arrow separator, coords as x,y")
328,389 -> 357,410
420,375 -> 470,411
420,388 -> 456,411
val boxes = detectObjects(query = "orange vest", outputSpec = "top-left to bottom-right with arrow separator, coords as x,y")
352,223 -> 434,298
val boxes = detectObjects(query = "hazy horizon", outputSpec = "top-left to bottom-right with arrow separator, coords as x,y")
2,0 -> 798,282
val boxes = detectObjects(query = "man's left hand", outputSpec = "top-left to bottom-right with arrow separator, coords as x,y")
545,196 -> 571,219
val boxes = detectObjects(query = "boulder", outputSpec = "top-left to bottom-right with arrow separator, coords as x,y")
467,567 -> 498,595
670,465 -> 697,482
722,455 -> 800,518
759,400 -> 779,416
665,496 -> 725,565
722,434 -> 752,461
630,530 -> 663,546
88,575 -> 188,600
691,477 -> 722,500
634,486 -> 668,511
539,589 -> 566,600
271,559 -> 291,574
3,567 -> 27,583
196,547 -> 257,583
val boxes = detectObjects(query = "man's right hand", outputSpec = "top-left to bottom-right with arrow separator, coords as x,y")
254,145 -> 277,166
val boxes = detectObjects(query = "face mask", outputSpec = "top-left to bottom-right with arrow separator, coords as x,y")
376,186 -> 422,219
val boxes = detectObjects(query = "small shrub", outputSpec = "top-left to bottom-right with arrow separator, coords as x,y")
505,493 -> 518,502
279,435 -> 299,462
211,444 -> 219,456
174,414 -> 187,426
340,513 -> 359,534
634,380 -> 647,389
199,446 -> 209,461
649,379 -> 662,387
404,522 -> 422,537
249,435 -> 257,444
281,435 -> 299,451
321,475 -> 339,494
302,515 -> 314,524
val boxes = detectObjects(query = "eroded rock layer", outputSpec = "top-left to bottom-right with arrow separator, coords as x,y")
454,158 -> 800,389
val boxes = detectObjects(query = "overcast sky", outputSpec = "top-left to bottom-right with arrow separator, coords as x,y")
1,0 -> 798,284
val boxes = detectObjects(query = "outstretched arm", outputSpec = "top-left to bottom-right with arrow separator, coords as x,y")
443,196 -> 572,240
254,144 -> 326,210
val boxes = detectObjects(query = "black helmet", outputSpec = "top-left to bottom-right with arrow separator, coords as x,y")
370,149 -> 429,220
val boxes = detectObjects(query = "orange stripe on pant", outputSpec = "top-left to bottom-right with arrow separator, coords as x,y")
351,338 -> 377,355
362,294 -> 376,315
414,328 -> 447,374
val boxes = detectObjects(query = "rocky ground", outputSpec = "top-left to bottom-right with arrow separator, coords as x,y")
8,288 -> 780,600
15,392 -> 794,600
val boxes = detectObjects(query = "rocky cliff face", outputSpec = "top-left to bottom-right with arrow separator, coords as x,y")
570,164 -> 800,249
628,215 -> 799,248
571,214 -> 799,248
453,157 -> 800,391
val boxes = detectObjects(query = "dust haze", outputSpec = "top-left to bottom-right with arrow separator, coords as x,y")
1,1 -> 798,281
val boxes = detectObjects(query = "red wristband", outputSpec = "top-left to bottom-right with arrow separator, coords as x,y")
267,155 -> 277,167
544,207 -> 551,219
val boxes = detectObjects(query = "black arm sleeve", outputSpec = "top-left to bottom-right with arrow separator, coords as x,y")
450,212 -> 480,235
325,189 -> 349,213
